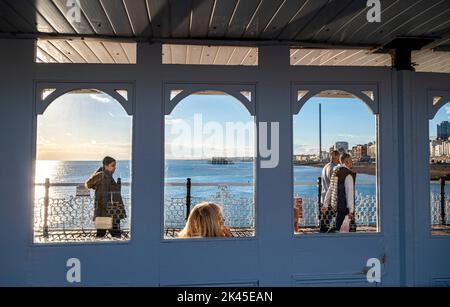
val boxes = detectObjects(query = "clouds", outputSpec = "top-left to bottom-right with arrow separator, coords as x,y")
89,94 -> 111,104
165,116 -> 186,125
445,106 -> 450,118
293,144 -> 318,155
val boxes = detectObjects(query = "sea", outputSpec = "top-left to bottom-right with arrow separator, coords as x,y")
35,159 -> 378,200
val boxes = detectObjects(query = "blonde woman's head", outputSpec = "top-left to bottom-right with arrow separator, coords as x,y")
178,202 -> 225,238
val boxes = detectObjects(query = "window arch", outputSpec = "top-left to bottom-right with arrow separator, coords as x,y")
163,87 -> 256,239
36,82 -> 134,115
33,87 -> 133,243
292,88 -> 379,235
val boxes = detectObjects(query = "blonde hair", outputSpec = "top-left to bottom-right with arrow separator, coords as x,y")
178,202 -> 225,238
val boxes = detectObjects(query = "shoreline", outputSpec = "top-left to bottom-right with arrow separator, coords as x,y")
293,162 -> 376,176
294,162 -> 450,179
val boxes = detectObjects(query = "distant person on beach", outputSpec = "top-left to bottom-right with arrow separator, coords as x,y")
85,156 -> 126,238
324,153 -> 357,232
319,150 -> 340,232
178,202 -> 232,238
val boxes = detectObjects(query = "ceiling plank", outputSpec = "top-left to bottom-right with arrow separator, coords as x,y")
241,47 -> 257,65
5,0 -> 55,33
208,0 -> 238,37
190,0 -> 214,37
51,0 -> 95,34
187,44 -> 203,64
259,0 -> 308,39
365,0 -> 445,45
77,0 -> 114,35
162,43 -> 172,63
37,39 -> 71,62
0,16 -> 18,33
36,46 -> 57,63
123,0 -> 152,36
84,40 -> 115,63
276,0 -> 328,40
313,0 -> 367,43
102,41 -> 130,63
49,39 -> 86,62
407,10 -> 450,37
328,0 -> 396,44
100,0 -> 133,36
242,0 -> 284,38
213,46 -> 235,64
121,42 -> 137,63
228,47 -> 252,65
0,1 -> 35,32
170,44 -> 188,64
295,0 -> 354,41
169,0 -> 192,37
147,0 -> 171,37
200,45 -> 219,64
417,52 -> 450,71
225,0 -> 261,37
31,0 -> 76,34
345,0 -> 427,44
67,40 -> 101,63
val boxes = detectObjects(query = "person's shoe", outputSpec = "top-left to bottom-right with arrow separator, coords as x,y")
327,227 -> 337,233
111,231 -> 122,238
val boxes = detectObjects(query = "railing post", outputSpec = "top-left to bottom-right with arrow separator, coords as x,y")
186,177 -> 191,221
317,176 -> 322,228
317,176 -> 322,208
440,176 -> 446,225
43,178 -> 50,238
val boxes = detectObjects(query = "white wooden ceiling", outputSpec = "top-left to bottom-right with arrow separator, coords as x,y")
36,39 -> 136,63
1,0 -> 449,47
1,0 -> 447,71
35,40 -> 450,73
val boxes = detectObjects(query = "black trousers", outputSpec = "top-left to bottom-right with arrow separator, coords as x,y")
335,209 -> 357,232
335,209 -> 349,231
96,219 -> 122,237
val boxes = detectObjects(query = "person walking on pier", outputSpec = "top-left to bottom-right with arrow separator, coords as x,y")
319,150 -> 340,232
85,156 -> 126,238
324,153 -> 357,232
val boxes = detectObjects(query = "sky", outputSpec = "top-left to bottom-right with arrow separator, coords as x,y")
429,102 -> 450,139
37,91 -> 378,160
165,93 -> 255,159
37,92 -> 132,161
293,97 -> 376,155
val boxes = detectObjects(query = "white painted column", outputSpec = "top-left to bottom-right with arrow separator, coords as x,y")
394,69 -> 416,286
0,39 -> 35,285
257,45 -> 293,285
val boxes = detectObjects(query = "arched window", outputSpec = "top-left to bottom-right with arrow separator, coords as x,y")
34,89 -> 133,243
429,100 -> 450,236
164,90 -> 255,239
292,90 -> 378,234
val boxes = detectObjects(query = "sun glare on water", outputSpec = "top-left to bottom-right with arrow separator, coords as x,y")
35,160 -> 59,183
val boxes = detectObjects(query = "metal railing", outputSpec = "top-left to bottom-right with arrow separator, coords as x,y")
430,176 -> 449,226
32,175 -> 450,241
